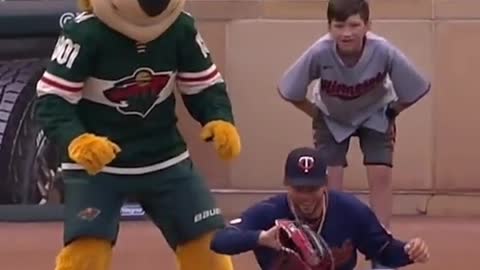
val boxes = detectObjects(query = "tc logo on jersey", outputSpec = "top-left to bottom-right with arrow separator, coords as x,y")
103,68 -> 172,117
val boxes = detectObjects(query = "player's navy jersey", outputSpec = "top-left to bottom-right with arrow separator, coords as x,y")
35,12 -> 234,174
210,191 -> 412,270
278,32 -> 430,142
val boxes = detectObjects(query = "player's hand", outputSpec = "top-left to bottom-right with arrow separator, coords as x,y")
404,238 -> 430,263
68,133 -> 121,175
257,225 -> 282,250
200,120 -> 241,161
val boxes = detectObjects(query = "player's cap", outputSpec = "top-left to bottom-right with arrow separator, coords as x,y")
284,147 -> 328,187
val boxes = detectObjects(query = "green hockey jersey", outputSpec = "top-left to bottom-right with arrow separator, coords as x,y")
35,11 -> 234,175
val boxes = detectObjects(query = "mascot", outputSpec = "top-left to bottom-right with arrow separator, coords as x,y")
34,0 -> 241,270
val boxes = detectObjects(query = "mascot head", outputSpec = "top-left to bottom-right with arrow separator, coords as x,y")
78,0 -> 185,43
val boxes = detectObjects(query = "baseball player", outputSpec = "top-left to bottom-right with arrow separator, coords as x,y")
277,0 -> 431,254
210,147 -> 430,270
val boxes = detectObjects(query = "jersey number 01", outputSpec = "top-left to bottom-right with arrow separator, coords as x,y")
51,36 -> 81,69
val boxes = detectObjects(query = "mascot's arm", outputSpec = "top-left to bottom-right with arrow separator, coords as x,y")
176,15 -> 240,160
36,17 -> 120,174
355,202 -> 412,268
35,21 -> 90,149
176,17 -> 234,125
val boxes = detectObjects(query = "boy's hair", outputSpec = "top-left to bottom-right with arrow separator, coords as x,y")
327,0 -> 370,24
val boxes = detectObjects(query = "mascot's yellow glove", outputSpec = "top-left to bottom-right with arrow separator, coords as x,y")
200,120 -> 241,161
68,133 -> 121,175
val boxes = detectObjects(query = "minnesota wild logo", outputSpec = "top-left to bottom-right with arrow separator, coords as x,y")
103,68 -> 172,117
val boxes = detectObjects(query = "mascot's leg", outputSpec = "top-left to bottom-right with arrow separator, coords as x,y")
139,159 -> 234,270
175,231 -> 234,270
56,171 -> 124,270
55,238 -> 112,270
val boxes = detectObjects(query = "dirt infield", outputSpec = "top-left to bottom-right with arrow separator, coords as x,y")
0,216 -> 478,270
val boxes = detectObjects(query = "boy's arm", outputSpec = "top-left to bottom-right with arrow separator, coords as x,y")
210,203 -> 274,255
387,45 -> 431,115
277,42 -> 322,118
36,19 -> 94,150
176,16 -> 234,125
355,203 -> 413,268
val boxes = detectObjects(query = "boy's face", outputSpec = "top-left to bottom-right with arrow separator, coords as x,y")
329,14 -> 370,55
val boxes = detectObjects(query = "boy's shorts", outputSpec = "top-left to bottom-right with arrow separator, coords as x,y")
313,112 -> 396,168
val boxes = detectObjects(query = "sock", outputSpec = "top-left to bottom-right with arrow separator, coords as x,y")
175,231 -> 234,270
55,237 -> 112,270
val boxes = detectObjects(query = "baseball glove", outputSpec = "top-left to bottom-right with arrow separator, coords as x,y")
271,219 -> 334,270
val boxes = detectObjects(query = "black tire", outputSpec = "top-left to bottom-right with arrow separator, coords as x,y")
0,59 -> 63,205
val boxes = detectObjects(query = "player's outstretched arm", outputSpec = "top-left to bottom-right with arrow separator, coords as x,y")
210,203 -> 275,255
210,224 -> 262,255
354,200 -> 414,268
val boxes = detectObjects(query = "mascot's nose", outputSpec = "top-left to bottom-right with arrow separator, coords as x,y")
138,0 -> 171,17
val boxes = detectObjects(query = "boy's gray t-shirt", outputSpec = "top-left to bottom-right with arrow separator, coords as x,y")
278,32 -> 431,142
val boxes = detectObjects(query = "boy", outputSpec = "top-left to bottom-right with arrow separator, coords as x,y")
277,0 -> 430,250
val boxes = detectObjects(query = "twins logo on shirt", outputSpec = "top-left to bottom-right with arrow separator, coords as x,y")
321,71 -> 388,100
